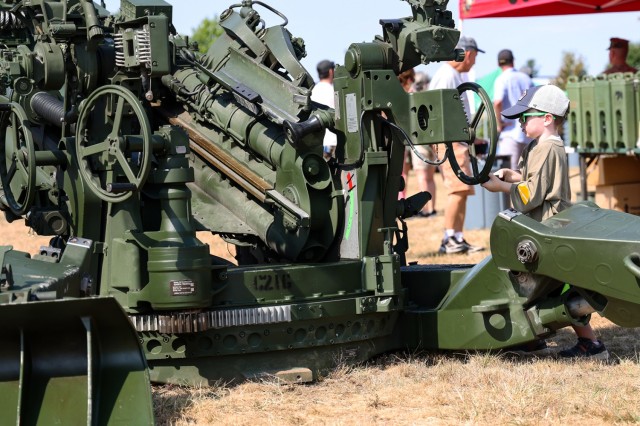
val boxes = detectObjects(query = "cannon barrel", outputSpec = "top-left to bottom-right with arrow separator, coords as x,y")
167,68 -> 291,168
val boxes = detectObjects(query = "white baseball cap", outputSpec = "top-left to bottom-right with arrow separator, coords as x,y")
502,85 -> 570,119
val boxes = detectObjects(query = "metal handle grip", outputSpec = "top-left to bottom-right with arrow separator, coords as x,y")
106,183 -> 137,194
623,253 -> 640,278
283,116 -> 323,148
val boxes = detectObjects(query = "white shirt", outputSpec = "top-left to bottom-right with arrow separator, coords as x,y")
311,80 -> 337,148
429,62 -> 471,118
493,68 -> 533,143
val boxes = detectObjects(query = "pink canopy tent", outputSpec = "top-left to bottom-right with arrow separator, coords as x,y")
459,0 -> 640,19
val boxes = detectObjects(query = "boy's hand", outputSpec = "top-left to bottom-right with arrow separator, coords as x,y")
482,174 -> 509,193
491,168 -> 522,183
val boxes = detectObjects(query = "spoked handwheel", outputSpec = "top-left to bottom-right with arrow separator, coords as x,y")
75,85 -> 152,203
0,102 -> 37,216
447,82 -> 498,185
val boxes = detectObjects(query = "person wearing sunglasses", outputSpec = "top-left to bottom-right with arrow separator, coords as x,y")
482,84 -> 609,360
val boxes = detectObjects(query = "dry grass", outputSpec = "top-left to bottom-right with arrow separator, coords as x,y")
156,320 -> 640,425
2,168 -> 639,424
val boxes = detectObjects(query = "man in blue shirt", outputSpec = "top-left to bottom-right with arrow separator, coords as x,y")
493,49 -> 534,170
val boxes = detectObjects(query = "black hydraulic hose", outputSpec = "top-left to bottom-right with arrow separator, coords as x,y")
31,92 -> 65,128
378,115 -> 449,167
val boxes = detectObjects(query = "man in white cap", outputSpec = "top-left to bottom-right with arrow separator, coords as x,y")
429,36 -> 486,254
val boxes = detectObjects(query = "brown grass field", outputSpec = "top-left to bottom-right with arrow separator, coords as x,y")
1,169 -> 639,424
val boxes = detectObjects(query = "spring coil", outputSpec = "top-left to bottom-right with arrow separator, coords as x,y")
113,29 -> 152,68
136,28 -> 151,67
0,11 -> 25,30
113,33 -> 124,66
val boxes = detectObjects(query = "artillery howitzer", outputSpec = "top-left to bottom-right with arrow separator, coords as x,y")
0,0 -> 639,423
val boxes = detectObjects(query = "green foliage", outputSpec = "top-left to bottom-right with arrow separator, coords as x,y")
191,17 -> 223,54
552,51 -> 587,90
522,58 -> 539,78
626,42 -> 640,70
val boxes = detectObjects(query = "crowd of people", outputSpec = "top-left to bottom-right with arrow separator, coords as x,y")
307,34 -> 635,359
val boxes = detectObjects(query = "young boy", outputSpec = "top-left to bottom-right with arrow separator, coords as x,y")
482,84 -> 608,360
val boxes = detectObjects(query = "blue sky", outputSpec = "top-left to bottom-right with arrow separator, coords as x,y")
103,0 -> 640,81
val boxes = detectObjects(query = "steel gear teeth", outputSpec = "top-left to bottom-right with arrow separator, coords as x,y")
130,305 -> 292,333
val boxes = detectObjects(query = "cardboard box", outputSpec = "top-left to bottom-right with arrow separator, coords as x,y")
595,183 -> 640,215
587,156 -> 640,186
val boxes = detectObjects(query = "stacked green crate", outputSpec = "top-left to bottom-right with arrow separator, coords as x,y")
579,76 -> 597,151
568,73 -> 640,154
634,71 -> 640,153
609,72 -> 637,151
594,74 -> 613,151
567,76 -> 582,149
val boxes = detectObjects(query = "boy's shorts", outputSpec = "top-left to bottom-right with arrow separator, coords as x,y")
440,142 -> 475,196
410,145 -> 436,171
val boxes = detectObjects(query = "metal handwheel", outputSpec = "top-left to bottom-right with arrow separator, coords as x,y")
447,81 -> 498,185
75,85 -> 152,203
0,102 -> 37,216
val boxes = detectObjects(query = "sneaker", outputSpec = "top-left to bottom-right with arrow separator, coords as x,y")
439,237 -> 468,254
416,210 -> 437,218
559,338 -> 609,360
460,239 -> 485,253
407,210 -> 437,220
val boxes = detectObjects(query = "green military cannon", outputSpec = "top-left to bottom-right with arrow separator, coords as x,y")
0,0 -> 638,423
